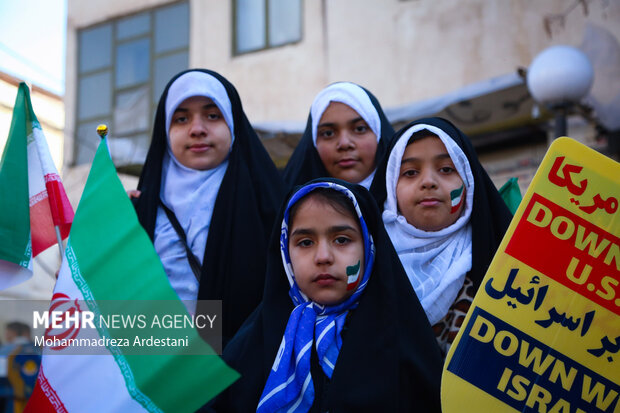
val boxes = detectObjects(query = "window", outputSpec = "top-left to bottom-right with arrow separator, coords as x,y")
234,0 -> 302,54
75,1 -> 189,170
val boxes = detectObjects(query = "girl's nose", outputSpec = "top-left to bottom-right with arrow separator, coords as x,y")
336,132 -> 354,150
420,169 -> 438,189
314,240 -> 334,265
189,117 -> 207,137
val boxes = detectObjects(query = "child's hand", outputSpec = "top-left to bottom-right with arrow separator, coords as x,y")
127,190 -> 141,199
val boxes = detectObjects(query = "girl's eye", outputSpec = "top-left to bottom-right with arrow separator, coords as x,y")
297,239 -> 313,247
354,124 -> 369,133
439,166 -> 455,174
318,129 -> 335,139
334,236 -> 351,245
173,115 -> 188,124
206,112 -> 221,120
402,169 -> 418,177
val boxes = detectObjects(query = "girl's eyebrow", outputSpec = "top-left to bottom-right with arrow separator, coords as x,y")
174,103 -> 218,113
317,121 -> 336,129
317,117 -> 365,129
329,225 -> 358,234
290,228 -> 315,237
401,153 -> 451,165
290,225 -> 358,237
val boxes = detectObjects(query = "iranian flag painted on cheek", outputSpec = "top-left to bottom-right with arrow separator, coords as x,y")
450,185 -> 465,214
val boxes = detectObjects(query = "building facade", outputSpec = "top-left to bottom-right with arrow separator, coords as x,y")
65,0 -> 620,190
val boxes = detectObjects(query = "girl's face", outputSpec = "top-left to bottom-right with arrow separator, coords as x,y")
316,102 -> 378,184
396,136 -> 465,231
168,96 -> 232,170
288,197 -> 364,306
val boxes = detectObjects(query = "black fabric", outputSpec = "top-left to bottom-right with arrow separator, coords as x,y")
370,117 -> 513,291
208,178 -> 443,412
133,69 -> 285,345
282,84 -> 395,189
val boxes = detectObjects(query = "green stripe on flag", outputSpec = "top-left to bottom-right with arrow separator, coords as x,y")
0,83 -> 31,267
69,137 -> 238,412
64,243 -> 163,413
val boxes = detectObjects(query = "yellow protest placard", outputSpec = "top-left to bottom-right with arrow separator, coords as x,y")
442,138 -> 619,413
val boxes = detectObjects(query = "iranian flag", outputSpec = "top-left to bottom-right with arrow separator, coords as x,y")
25,135 -> 238,412
0,83 -> 74,290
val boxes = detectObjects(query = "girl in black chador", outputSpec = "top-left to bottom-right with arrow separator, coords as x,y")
132,69 -> 284,346
283,82 -> 395,190
208,178 -> 442,412
370,117 -> 512,356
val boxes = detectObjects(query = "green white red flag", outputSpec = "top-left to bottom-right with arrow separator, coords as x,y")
25,136 -> 238,412
0,83 -> 74,290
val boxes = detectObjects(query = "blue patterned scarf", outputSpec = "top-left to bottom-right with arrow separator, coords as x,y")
257,182 -> 375,413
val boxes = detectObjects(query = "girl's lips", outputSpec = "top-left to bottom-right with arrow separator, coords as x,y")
337,159 -> 357,168
189,144 -> 210,153
314,274 -> 337,286
418,198 -> 441,207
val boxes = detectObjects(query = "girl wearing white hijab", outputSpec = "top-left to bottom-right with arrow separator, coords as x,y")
370,117 -> 512,356
283,82 -> 395,190
133,69 -> 284,345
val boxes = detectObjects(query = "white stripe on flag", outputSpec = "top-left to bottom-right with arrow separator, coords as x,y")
39,256 -> 158,412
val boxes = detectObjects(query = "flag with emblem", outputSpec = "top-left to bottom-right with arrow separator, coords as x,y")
0,82 -> 74,290
25,134 -> 238,412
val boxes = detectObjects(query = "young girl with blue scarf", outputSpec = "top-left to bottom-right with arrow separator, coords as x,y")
206,178 -> 442,412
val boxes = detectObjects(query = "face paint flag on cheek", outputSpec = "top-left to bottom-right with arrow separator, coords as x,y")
346,260 -> 361,291
450,185 -> 465,214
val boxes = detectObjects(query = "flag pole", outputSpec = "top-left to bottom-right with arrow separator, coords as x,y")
55,227 -> 64,258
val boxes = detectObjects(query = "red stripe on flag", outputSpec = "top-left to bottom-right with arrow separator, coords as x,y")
30,196 -> 58,257
25,369 -> 68,413
44,174 -> 74,227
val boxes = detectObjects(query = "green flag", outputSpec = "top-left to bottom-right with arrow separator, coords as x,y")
499,177 -> 522,215
26,136 -> 238,412
0,83 -> 74,290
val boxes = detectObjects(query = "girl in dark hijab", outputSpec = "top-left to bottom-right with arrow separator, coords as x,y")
282,82 -> 395,190
133,69 -> 284,345
208,178 -> 442,412
370,117 -> 512,356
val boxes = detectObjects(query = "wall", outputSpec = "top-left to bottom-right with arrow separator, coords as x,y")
66,0 -> 620,125
0,73 -> 65,170
64,0 -> 620,191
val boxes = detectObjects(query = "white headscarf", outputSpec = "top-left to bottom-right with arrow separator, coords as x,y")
153,71 -> 234,304
383,123 -> 474,325
309,82 -> 382,189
